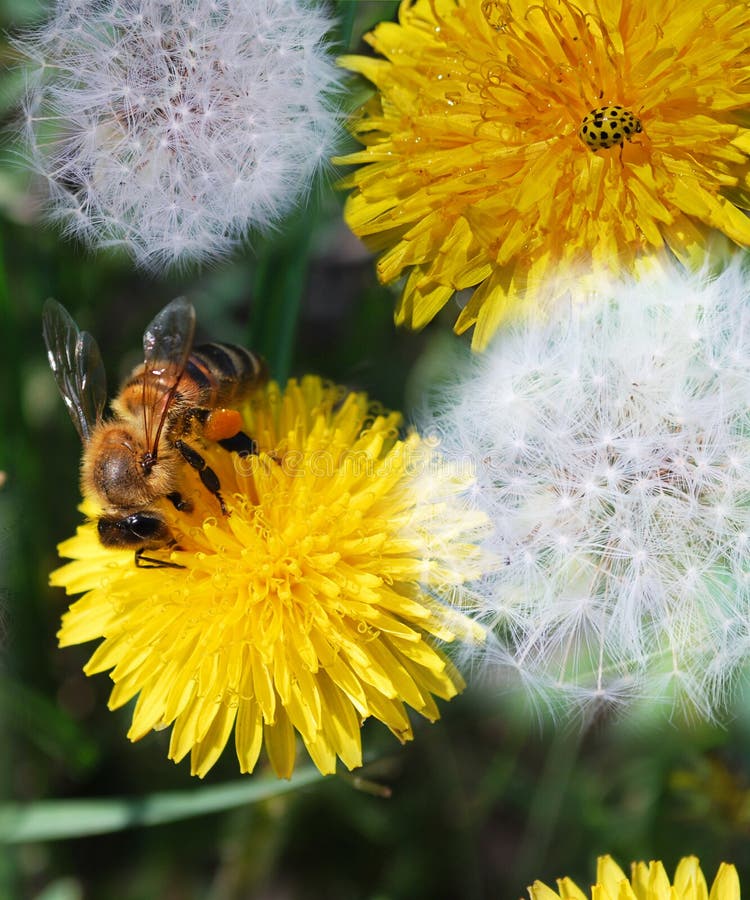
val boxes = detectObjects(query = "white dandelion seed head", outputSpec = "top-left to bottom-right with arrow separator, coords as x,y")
14,0 -> 343,270
421,263 -> 750,721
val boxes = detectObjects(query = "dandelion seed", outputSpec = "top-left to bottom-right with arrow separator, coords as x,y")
422,263 -> 750,719
15,0 -> 343,270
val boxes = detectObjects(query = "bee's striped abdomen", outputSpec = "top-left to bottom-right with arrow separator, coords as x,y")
186,342 -> 267,407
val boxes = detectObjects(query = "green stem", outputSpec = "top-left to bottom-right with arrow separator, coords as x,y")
514,728 -> 584,884
0,225 -> 11,471
337,0 -> 358,50
0,767 -> 325,843
247,218 -> 314,384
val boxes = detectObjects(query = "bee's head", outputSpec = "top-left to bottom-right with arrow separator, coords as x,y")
97,512 -> 172,549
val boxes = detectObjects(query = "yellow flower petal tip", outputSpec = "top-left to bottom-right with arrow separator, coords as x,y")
338,0 -> 750,349
529,855 -> 740,900
52,377 -> 492,778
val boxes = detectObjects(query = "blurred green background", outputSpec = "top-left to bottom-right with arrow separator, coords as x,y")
3,2 -> 750,898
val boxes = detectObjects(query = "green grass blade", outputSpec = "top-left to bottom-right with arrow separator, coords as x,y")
336,0 -> 358,50
0,767 -> 325,843
247,214 -> 314,384
0,678 -> 99,773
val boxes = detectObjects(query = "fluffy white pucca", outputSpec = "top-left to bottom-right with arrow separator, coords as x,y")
17,0 -> 342,269
425,265 -> 750,720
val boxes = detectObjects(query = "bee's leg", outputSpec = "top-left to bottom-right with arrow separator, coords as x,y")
181,406 -> 210,436
174,439 -> 227,514
183,407 -> 273,474
220,431 -> 283,475
166,490 -> 193,513
182,406 -> 244,443
135,548 -> 185,569
217,431 -> 257,457
218,430 -> 274,479
181,405 -> 265,461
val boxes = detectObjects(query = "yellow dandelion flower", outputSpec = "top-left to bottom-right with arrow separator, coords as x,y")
338,0 -> 750,350
52,377 -> 489,779
528,855 -> 740,900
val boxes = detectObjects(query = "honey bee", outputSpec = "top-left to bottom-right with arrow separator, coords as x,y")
43,297 -> 266,566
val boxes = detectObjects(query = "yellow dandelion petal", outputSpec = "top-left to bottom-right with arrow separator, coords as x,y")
598,857 -> 631,898
337,0 -> 750,349
529,857 -> 739,900
52,377 -> 491,778
710,865 -> 741,900
530,884 -> 568,900
673,858 -> 709,900
556,879 -> 588,900
235,696 -> 264,774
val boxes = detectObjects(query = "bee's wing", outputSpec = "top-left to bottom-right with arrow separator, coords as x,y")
42,299 -> 107,443
141,296 -> 196,454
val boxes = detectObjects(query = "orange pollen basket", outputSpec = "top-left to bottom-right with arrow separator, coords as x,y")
203,408 -> 243,441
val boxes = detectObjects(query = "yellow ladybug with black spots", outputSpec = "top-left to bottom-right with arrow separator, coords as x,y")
578,105 -> 642,151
